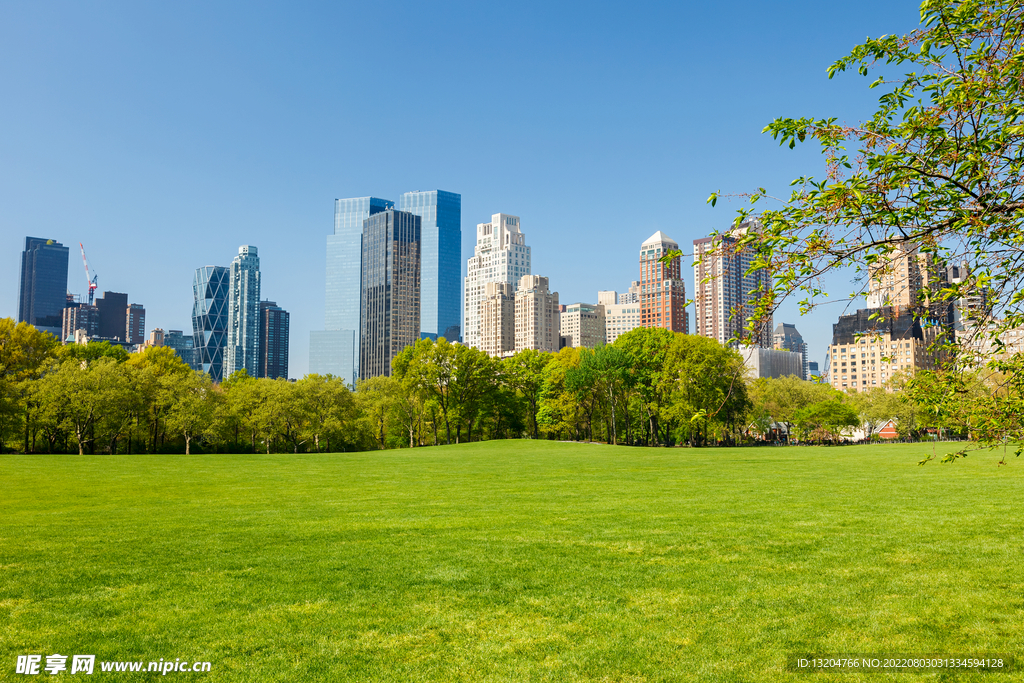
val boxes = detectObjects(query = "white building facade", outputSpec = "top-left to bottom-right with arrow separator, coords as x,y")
464,214 -> 530,350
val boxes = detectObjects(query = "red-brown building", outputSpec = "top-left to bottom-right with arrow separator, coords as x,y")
639,231 -> 687,333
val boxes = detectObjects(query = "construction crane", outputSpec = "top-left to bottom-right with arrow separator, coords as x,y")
79,242 -> 98,305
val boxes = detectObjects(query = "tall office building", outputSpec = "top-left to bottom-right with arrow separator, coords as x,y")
399,190 -> 462,341
258,300 -> 290,380
514,275 -> 560,353
640,232 -> 688,334
944,261 -> 989,331
479,282 -> 516,357
19,237 -> 70,337
693,221 -> 770,346
311,197 -> 394,386
96,291 -> 129,340
773,322 -> 809,380
465,213 -> 530,350
359,210 -> 421,379
62,303 -> 100,342
225,245 -> 261,378
865,243 -> 946,311
192,265 -> 230,382
126,303 -> 146,345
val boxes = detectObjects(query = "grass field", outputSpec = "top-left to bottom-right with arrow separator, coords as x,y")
2,441 -> 1022,681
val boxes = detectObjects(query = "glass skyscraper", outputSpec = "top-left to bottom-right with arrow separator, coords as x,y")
360,210 -> 421,379
310,197 -> 394,387
399,190 -> 462,341
225,245 -> 261,378
19,237 -> 70,338
192,265 -> 229,382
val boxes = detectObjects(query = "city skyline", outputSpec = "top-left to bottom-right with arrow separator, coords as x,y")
0,2 -> 924,375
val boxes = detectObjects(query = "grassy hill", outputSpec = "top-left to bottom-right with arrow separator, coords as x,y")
2,442 -> 1022,681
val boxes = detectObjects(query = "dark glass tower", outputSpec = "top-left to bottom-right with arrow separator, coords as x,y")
192,266 -> 230,382
258,300 -> 290,380
18,237 -> 70,337
96,291 -> 128,340
399,190 -> 462,341
359,210 -> 421,379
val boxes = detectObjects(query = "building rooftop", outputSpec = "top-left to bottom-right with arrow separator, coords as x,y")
642,231 -> 678,247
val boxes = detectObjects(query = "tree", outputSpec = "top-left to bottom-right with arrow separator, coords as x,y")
164,371 -> 219,455
0,319 -> 58,452
793,400 -> 860,444
356,376 -> 401,450
295,374 -> 357,452
501,350 -> 552,439
748,375 -> 833,443
662,334 -> 749,447
614,328 -> 677,446
665,0 -> 1024,455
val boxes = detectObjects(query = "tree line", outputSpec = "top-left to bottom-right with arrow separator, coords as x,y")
0,317 -> 997,455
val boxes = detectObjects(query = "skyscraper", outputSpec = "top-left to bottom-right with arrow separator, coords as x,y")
464,213 -> 530,350
773,323 -> 809,380
258,300 -> 290,380
479,282 -> 516,357
693,221 -> 771,346
399,190 -> 462,341
640,232 -> 688,333
225,245 -> 261,378
126,303 -> 146,345
96,291 -> 129,340
62,303 -> 99,342
311,197 -> 394,386
192,265 -> 230,382
359,210 -> 421,379
19,237 -> 69,337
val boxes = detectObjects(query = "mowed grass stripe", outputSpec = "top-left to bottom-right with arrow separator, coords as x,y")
1,441 -> 1021,682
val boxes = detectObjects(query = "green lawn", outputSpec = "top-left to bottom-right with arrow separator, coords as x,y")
1,442 -> 1022,681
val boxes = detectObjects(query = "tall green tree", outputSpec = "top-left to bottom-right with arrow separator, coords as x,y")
501,349 -> 552,439
164,371 -> 219,455
0,319 -> 59,452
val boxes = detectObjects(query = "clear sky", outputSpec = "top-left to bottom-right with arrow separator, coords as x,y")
0,1 -> 923,376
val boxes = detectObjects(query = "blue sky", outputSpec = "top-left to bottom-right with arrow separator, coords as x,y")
0,1 -> 923,376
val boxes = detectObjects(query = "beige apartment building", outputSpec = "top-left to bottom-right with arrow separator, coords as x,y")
479,282 -> 516,358
464,213 -> 530,350
514,275 -> 560,353
561,302 -> 607,348
825,307 -> 943,392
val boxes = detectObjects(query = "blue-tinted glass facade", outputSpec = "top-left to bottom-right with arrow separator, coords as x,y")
320,197 -> 393,382
309,330 -> 356,388
19,237 -> 70,337
399,190 -> 462,341
327,197 -> 394,331
192,266 -> 229,382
